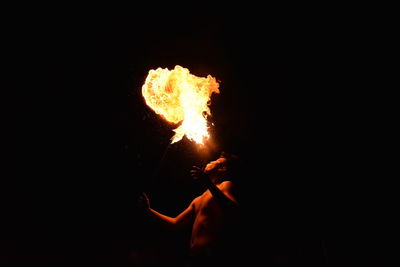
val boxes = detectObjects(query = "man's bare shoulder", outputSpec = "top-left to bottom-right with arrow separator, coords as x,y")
192,193 -> 205,205
192,187 -> 215,205
219,181 -> 234,191
219,181 -> 239,203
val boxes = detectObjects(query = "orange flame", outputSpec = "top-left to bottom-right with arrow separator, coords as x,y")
142,65 -> 220,144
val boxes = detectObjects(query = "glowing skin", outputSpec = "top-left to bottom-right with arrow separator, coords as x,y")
141,155 -> 239,258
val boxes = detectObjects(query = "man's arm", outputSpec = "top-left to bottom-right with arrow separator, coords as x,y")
191,167 -> 239,210
139,193 -> 196,230
205,180 -> 239,210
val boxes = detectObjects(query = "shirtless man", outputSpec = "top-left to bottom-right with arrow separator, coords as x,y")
138,152 -> 241,266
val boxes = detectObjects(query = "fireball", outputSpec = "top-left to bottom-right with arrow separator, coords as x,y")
142,65 -> 220,144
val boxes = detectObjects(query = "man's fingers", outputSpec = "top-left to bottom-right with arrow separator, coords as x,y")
192,165 -> 203,170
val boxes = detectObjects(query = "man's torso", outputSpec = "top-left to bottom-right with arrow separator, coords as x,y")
190,182 -> 234,253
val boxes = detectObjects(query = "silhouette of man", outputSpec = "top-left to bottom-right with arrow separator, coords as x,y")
138,152 -> 242,266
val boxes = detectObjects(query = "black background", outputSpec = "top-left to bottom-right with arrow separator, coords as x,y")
4,7 -> 372,266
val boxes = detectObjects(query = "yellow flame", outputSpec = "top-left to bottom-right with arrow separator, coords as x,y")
142,65 -> 220,144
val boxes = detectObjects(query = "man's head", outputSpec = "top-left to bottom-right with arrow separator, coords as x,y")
204,152 -> 239,184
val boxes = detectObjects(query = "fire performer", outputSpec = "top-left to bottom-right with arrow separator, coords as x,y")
138,152 -> 243,266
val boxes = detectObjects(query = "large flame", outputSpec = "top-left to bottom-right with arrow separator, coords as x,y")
142,65 -> 220,144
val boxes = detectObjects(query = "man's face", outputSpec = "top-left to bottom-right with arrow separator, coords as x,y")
204,157 -> 227,182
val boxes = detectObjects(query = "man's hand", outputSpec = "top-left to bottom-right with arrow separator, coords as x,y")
190,166 -> 211,185
137,192 -> 150,211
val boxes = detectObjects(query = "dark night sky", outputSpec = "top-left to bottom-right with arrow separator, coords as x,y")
4,9 -> 372,266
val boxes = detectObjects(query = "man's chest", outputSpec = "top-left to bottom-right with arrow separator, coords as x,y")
195,191 -> 221,215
